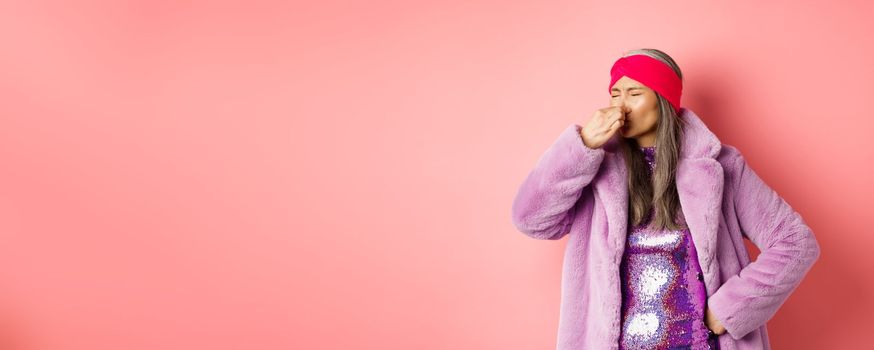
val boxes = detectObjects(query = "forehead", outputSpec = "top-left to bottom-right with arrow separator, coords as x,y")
610,76 -> 649,91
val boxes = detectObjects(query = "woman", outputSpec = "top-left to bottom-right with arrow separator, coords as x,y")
510,48 -> 820,350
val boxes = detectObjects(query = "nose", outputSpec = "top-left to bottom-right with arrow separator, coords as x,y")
612,99 -> 630,112
611,94 -> 628,108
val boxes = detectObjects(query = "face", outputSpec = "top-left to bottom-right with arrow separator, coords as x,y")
610,76 -> 660,145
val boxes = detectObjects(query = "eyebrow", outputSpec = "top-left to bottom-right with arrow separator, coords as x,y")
611,86 -> 645,92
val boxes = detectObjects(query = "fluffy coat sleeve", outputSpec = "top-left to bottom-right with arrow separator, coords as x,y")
510,124 -> 606,240
707,150 -> 821,340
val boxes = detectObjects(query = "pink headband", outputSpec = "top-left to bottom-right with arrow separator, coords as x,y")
608,54 -> 683,114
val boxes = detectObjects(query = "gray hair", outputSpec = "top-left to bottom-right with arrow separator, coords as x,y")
619,48 -> 688,231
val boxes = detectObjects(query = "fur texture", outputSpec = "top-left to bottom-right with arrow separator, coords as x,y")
511,108 -> 821,350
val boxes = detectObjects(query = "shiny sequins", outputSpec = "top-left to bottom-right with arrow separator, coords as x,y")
618,145 -> 719,350
639,264 -> 670,298
627,312 -> 660,338
637,232 -> 681,247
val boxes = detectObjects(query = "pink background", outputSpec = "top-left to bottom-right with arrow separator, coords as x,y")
0,1 -> 870,349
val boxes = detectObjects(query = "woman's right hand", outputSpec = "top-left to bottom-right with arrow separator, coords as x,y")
579,106 -> 630,149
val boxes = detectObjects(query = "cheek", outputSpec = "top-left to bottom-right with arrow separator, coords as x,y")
611,94 -> 656,115
631,96 -> 658,111
624,102 -> 641,114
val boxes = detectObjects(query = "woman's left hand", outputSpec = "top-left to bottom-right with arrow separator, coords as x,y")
705,305 -> 727,335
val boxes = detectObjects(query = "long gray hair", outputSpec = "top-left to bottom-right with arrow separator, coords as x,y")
618,48 -> 687,230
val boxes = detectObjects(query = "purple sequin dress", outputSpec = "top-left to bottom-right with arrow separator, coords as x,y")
618,146 -> 720,350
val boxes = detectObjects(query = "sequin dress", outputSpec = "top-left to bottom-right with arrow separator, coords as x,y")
618,146 -> 720,350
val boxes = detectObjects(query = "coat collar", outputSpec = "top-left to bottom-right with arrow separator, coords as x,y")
592,107 -> 725,295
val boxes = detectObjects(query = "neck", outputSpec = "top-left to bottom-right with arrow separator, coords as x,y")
635,132 -> 656,147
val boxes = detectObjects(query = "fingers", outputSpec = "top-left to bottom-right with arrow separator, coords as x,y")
609,107 -> 627,126
608,116 -> 623,135
594,105 -> 628,138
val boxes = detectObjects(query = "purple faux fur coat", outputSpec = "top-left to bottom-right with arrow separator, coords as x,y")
511,107 -> 821,350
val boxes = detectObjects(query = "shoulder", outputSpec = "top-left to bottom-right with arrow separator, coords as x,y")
716,143 -> 748,186
717,143 -> 746,166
